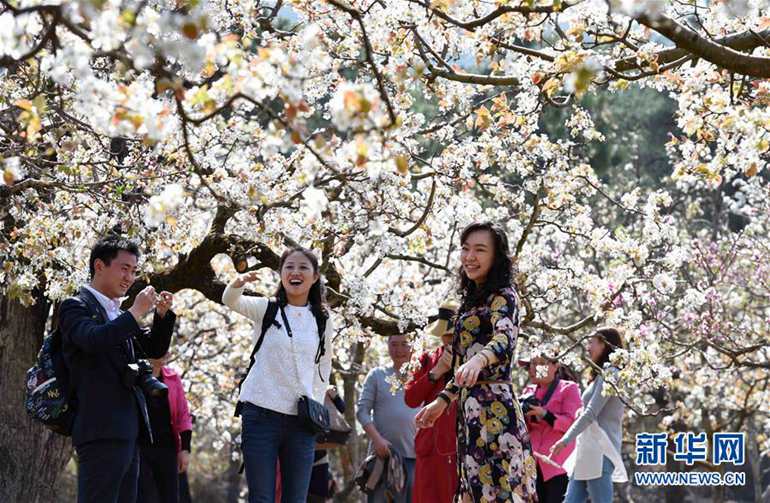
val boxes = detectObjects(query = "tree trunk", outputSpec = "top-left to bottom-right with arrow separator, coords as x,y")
748,418 -> 762,503
334,341 -> 366,503
0,293 -> 71,502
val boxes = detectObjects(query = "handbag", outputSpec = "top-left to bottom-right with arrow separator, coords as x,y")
317,393 -> 353,445
297,395 -> 330,435
280,307 -> 330,436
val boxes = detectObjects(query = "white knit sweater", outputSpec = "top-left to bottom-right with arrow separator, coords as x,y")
222,282 -> 333,415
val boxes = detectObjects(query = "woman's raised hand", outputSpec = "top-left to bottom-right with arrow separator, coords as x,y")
233,271 -> 260,288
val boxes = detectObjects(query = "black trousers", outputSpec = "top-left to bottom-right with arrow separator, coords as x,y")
138,446 -> 179,503
76,439 -> 140,503
178,472 -> 192,503
536,466 -> 569,503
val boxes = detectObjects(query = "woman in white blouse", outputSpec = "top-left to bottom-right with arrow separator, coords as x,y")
550,327 -> 628,503
222,247 -> 333,503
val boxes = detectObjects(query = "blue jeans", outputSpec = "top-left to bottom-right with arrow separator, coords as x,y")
564,456 -> 614,503
241,403 -> 316,503
367,457 -> 415,503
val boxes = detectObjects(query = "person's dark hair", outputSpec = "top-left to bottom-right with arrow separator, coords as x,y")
589,327 -> 624,381
88,236 -> 140,278
274,247 -> 328,322
556,364 -> 580,385
457,222 -> 514,310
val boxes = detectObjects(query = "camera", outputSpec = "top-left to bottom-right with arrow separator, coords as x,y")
519,395 -> 541,421
123,360 -> 168,398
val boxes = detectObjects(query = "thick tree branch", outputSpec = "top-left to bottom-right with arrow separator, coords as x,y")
635,14 -> 770,78
613,28 -> 770,73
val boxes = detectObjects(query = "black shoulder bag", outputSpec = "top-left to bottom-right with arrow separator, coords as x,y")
279,306 -> 330,436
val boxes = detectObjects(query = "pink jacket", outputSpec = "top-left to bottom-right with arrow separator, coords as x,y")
523,379 -> 582,481
161,366 -> 193,453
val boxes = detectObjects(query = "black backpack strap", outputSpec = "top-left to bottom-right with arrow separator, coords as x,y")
254,301 -> 280,357
48,327 -> 74,401
234,300 -> 280,417
77,289 -> 109,324
540,375 -> 561,406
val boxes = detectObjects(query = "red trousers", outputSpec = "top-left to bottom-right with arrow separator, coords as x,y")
413,452 -> 457,503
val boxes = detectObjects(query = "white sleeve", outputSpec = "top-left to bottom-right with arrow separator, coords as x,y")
222,281 -> 268,339
312,317 -> 334,403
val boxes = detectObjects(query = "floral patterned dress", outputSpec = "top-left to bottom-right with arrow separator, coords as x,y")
444,287 -> 538,503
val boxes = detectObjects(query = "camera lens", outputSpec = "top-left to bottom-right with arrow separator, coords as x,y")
131,360 -> 169,398
138,373 -> 168,398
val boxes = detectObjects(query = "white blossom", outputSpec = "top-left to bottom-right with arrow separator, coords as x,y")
652,272 -> 676,294
145,184 -> 185,227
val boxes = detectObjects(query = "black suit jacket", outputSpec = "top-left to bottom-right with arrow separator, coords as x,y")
60,287 -> 175,447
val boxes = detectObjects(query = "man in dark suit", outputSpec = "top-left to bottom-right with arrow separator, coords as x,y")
60,236 -> 177,503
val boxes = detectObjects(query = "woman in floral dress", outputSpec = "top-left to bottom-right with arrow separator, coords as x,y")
416,222 -> 538,502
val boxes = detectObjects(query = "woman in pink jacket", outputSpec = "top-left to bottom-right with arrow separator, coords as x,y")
520,354 -> 581,503
138,354 -> 193,503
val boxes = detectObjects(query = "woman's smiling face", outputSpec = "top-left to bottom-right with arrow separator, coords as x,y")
461,229 -> 495,285
280,251 -> 319,302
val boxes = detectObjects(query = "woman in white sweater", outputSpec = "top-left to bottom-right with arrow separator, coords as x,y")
222,247 -> 333,503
